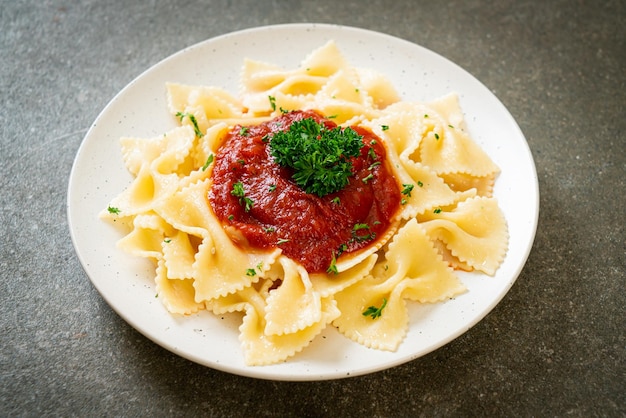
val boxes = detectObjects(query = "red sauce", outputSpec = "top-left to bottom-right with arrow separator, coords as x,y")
208,110 -> 401,273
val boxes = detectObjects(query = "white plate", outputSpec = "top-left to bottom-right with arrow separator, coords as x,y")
68,23 -> 539,381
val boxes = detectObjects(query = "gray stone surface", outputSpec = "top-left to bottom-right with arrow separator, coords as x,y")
1,0 -> 624,416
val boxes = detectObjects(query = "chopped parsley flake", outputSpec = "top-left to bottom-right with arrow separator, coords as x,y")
362,298 -> 387,319
201,154 -> 214,171
433,208 -> 442,214
231,182 -> 254,212
107,206 -> 121,214
245,268 -> 256,277
175,111 -> 203,137
268,95 -> 276,111
362,173 -> 374,184
381,125 -> 389,131
326,253 -> 338,275
401,183 -> 414,197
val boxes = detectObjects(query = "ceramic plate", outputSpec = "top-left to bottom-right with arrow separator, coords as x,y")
68,23 -> 539,381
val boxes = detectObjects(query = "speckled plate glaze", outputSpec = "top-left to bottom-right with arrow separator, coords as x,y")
67,23 -> 539,381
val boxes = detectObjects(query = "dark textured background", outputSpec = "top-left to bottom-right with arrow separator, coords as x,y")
1,0 -> 624,416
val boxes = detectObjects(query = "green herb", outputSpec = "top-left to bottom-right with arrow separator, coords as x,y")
417,180 -> 424,187
228,215 -> 234,221
164,238 -> 171,243
201,154 -> 214,171
433,208 -> 442,214
434,133 -> 440,140
268,184 -> 277,192
362,298 -> 387,319
331,196 -> 340,205
352,223 -> 375,242
381,125 -> 389,131
107,206 -> 121,214
327,114 -> 338,119
448,124 -> 454,128
263,226 -> 276,233
424,114 -> 429,118
353,223 -> 370,231
277,238 -> 290,245
401,183 -> 414,197
231,182 -> 254,212
368,147 -> 377,161
269,117 -> 363,197
256,262 -> 263,271
175,111 -> 203,137
239,126 -> 249,136
246,268 -> 256,277
268,95 -> 276,111
362,173 -> 374,184
327,253 -> 338,275
401,198 -> 408,205
368,161 -> 381,170
279,107 -> 289,114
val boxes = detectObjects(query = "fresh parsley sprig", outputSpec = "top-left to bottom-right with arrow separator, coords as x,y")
269,117 -> 363,197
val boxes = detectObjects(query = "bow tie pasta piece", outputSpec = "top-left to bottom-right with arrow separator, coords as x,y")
333,219 -> 465,351
418,94 -> 500,177
155,257 -> 205,315
419,196 -> 509,275
263,256 -> 322,336
114,212 -> 175,259
237,286 -> 341,366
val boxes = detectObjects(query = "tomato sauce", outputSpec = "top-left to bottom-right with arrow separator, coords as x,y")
208,110 -> 401,273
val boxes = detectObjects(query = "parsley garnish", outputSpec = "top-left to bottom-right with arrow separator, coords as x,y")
327,253 -> 339,275
107,206 -> 121,214
381,125 -> 389,131
417,180 -> 424,187
268,95 -> 276,111
231,182 -> 254,212
433,208 -> 442,214
401,183 -> 414,197
269,117 -> 363,197
362,173 -> 374,184
434,133 -> 440,140
352,223 -> 375,242
268,184 -> 277,192
201,154 -> 214,171
175,111 -> 203,137
362,298 -> 387,319
245,268 -> 256,277
239,126 -> 250,136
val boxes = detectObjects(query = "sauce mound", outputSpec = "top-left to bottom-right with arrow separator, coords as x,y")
208,110 -> 401,273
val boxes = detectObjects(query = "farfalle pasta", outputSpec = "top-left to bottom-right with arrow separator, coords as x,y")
101,41 -> 508,365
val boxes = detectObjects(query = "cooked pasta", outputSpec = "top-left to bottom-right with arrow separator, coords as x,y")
101,41 -> 508,365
